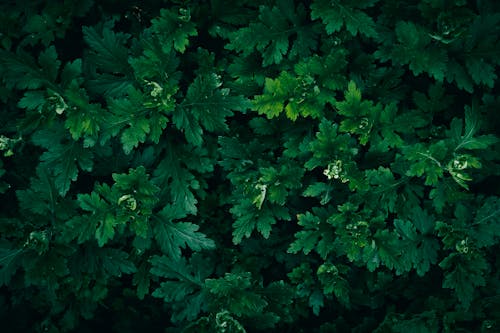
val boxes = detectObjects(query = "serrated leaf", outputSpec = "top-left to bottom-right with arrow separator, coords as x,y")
96,213 -> 117,247
231,199 -> 278,244
60,58 -> 82,87
0,47 -> 60,90
154,213 -> 215,259
16,167 -> 59,216
133,262 -> 151,300
317,263 -> 350,307
150,8 -> 198,53
0,241 -> 23,286
470,196 -> 500,247
82,24 -> 131,73
288,212 -> 321,254
121,117 -> 151,155
18,91 -> 47,111
150,255 -> 210,322
303,182 -> 332,205
174,73 -> 248,145
465,57 -> 497,88
394,218 -> 439,276
64,82 -> 104,145
308,289 -> 324,316
32,126 -> 94,196
365,167 -> 399,213
410,207 -> 435,235
378,21 -> 448,81
205,272 -> 269,317
452,105 -> 499,151
440,252 -> 488,308
62,215 -> 96,244
446,59 -> 474,93
311,0 -> 378,38
152,143 -> 201,215
101,248 -> 136,276
226,6 -> 289,64
105,87 -> 169,153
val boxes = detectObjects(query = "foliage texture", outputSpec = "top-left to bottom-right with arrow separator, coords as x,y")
1,0 -> 500,332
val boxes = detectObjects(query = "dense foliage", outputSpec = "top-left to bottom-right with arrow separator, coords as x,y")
1,0 -> 500,332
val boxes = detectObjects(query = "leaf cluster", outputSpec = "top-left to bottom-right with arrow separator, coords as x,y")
1,0 -> 500,332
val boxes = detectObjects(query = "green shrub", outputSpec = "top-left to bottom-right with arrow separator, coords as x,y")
1,0 -> 500,332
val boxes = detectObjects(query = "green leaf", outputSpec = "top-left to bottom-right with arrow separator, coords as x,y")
153,205 -> 215,260
288,212 -> 322,255
394,218 -> 439,276
440,252 -> 488,309
231,200 -> 274,244
0,46 -> 60,90
470,196 -> 500,247
311,0 -> 378,38
172,108 -> 203,146
377,21 -> 448,81
152,142 -> 203,215
113,166 -> 159,198
82,22 -> 134,97
294,49 -> 348,91
101,248 -> 136,276
32,126 -> 94,196
17,91 -> 47,112
429,179 -> 464,213
23,14 -> 58,46
259,163 -> 303,205
64,82 -> 104,146
303,182 -> 333,205
0,161 -> 7,193
365,167 -> 399,213
206,272 -> 268,316
317,263 -> 350,307
133,262 -> 151,300
370,103 -> 405,152
62,215 -> 96,244
226,0 -> 318,66
253,75 -> 288,119
150,254 -> 211,322
150,8 -> 198,53
82,24 -> 131,74
410,207 -> 435,235
174,73 -> 249,145
121,117 -> 151,155
373,229 -> 407,273
289,208 -> 337,259
254,69 -> 331,121
336,80 -> 390,147
465,57 -> 497,88
452,105 -> 499,151
129,38 -> 181,84
95,213 -> 116,247
402,141 -> 447,186
16,167 -> 59,216
412,83 -> 453,114
308,289 -> 325,316
60,58 -> 83,88
305,118 -> 358,170
0,241 -> 23,286
446,59 -> 474,93
106,87 -> 170,153
230,199 -> 289,244
391,312 -> 439,333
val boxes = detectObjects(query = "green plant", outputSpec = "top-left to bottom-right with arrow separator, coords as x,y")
1,0 -> 500,332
